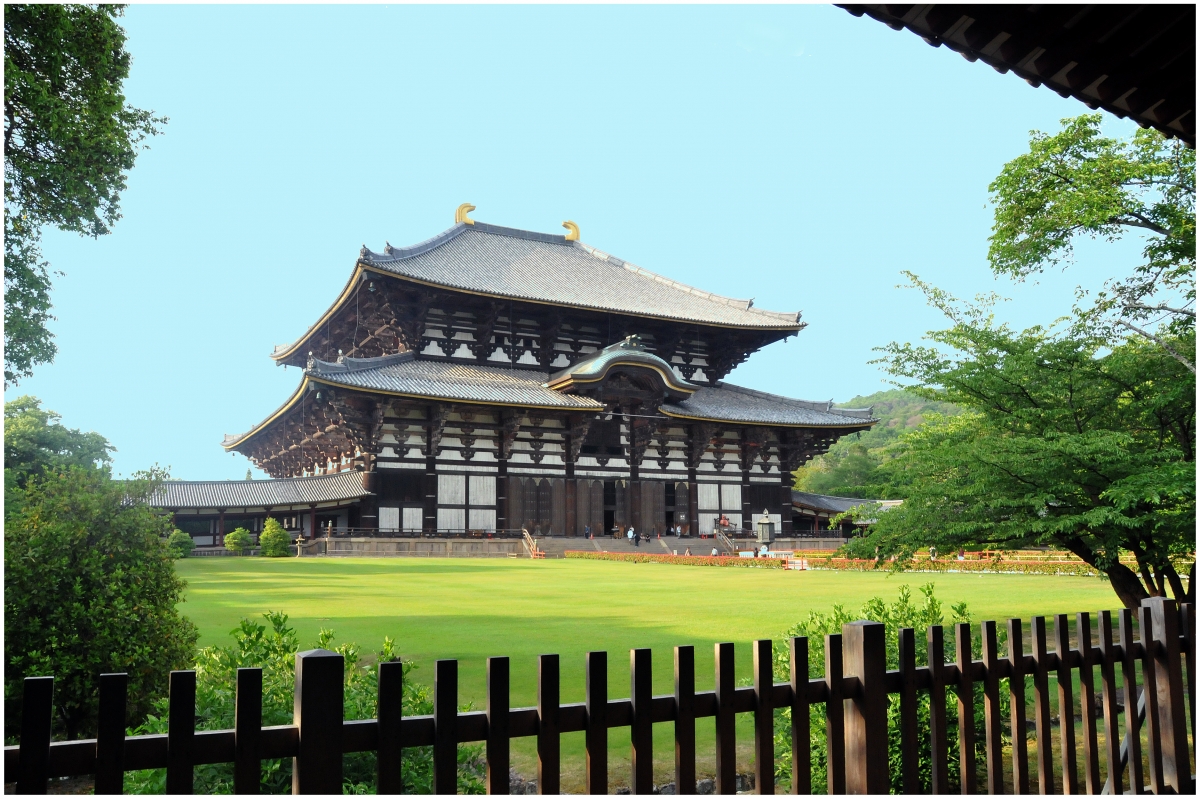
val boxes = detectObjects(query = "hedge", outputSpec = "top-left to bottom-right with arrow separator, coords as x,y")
808,557 -> 1102,578
564,551 -> 786,569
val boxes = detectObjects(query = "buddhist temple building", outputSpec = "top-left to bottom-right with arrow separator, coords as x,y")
160,208 -> 877,546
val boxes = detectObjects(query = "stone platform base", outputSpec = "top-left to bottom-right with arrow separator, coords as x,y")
319,537 -> 524,558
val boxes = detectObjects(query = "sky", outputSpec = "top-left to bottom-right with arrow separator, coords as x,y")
10,4 -> 1145,480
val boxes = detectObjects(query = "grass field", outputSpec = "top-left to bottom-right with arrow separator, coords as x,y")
176,557 -> 1121,791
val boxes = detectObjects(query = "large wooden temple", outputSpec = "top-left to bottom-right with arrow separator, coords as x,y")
169,208 -> 875,543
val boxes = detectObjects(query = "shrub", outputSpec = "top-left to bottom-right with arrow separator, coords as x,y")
123,612 -> 486,794
4,467 -> 198,740
223,527 -> 253,555
166,529 -> 195,559
771,584 -> 997,793
257,518 -> 291,558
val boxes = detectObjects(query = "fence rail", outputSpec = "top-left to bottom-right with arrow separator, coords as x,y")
6,598 -> 1194,795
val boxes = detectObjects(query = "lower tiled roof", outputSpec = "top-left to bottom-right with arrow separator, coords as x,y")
791,490 -> 876,514
152,471 -> 370,509
666,384 -> 874,427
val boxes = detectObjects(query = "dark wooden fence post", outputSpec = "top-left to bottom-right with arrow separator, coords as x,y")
980,620 -> 1004,794
752,639 -> 774,795
17,676 -> 53,795
1097,610 -> 1122,797
234,668 -> 262,795
897,629 -> 918,795
487,657 -> 510,795
293,649 -> 344,795
1030,616 -> 1055,794
927,625 -> 948,795
714,642 -> 736,795
674,646 -> 695,795
631,648 -> 653,794
95,672 -> 128,795
842,621 -> 887,795
1076,612 -> 1101,793
586,651 -> 608,796
537,654 -> 560,795
953,623 -> 976,795
1052,614 -> 1079,795
167,670 -> 196,795
1005,619 -> 1030,795
1145,596 -> 1194,794
824,633 -> 845,795
377,660 -> 404,795
435,659 -> 459,795
1116,609 -> 1144,794
789,637 -> 810,796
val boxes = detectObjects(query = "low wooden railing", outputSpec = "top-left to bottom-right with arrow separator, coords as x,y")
6,598 -> 1194,795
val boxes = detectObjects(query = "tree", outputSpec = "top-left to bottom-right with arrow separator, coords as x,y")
847,280 -> 1194,610
4,467 -> 199,740
4,4 -> 165,386
166,529 -> 195,559
988,113 -> 1195,372
4,395 -> 113,509
224,527 -> 253,555
257,518 -> 291,557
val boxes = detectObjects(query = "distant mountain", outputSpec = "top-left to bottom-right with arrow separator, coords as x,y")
793,389 -> 959,498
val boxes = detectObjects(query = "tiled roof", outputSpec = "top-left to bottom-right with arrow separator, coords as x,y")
358,222 -> 803,329
308,352 -> 605,409
152,471 -> 370,509
665,384 -> 875,427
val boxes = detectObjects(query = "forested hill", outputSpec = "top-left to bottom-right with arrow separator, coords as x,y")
793,389 -> 959,498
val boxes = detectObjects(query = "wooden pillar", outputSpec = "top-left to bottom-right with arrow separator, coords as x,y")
565,436 -> 577,537
1146,597 -> 1193,794
217,510 -> 226,546
687,466 -> 699,538
740,430 -> 752,531
629,479 -> 642,533
497,455 -> 508,530
843,621 -> 888,793
779,446 -> 794,535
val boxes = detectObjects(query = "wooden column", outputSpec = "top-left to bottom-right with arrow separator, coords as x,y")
740,431 -> 752,531
688,466 -> 699,537
779,446 -> 793,535
307,506 -> 316,539
565,436 -> 577,537
629,479 -> 642,533
497,455 -> 508,530
217,510 -> 226,546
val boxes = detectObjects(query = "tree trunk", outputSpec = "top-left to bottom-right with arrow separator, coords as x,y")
1154,567 -> 1169,598
1139,562 -> 1160,596
1059,536 -> 1149,610
1163,562 -> 1187,603
1188,561 -> 1196,605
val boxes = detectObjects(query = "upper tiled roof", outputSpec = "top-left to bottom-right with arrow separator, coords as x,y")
308,352 -> 605,410
152,471 -> 370,509
358,222 -> 803,329
665,383 -> 875,427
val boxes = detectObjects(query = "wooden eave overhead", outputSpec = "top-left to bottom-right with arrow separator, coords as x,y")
840,4 -> 1196,146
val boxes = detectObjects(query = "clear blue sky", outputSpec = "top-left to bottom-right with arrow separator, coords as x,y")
10,4 -> 1143,480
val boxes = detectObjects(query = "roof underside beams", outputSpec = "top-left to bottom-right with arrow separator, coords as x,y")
840,4 -> 1195,145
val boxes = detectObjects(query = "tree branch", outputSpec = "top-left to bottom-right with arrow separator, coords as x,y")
1115,320 -> 1196,374
1125,301 -> 1196,318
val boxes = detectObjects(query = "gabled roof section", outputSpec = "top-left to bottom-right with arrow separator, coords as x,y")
152,471 -> 370,510
546,335 -> 697,399
357,221 -> 805,329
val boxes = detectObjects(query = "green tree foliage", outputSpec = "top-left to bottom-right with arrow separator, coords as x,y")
257,518 -> 291,558
224,527 -> 253,556
988,113 -> 1195,371
4,395 -> 113,494
848,279 -> 1194,610
771,584 -> 994,793
794,389 -> 958,498
3,4 -> 165,385
4,467 -> 199,740
124,612 -> 485,794
166,529 -> 195,559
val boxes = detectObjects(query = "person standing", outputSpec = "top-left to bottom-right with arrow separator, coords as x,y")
631,526 -> 639,546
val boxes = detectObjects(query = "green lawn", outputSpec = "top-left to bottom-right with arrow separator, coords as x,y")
176,557 -> 1121,791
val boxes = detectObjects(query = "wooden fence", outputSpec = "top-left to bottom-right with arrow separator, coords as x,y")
5,597 -> 1194,795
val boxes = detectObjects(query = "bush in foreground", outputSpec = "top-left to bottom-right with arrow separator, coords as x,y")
257,518 -> 291,557
4,467 -> 198,740
123,612 -> 485,794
